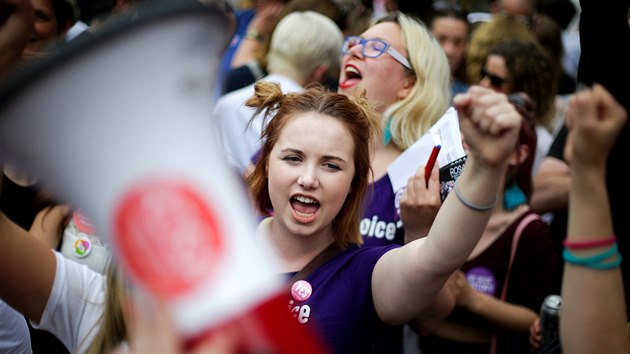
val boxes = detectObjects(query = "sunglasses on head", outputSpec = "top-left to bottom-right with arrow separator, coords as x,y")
480,68 -> 509,88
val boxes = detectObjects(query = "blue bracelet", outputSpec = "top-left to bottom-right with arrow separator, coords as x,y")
563,244 -> 618,264
563,243 -> 622,270
563,252 -> 623,270
585,253 -> 623,270
453,182 -> 496,212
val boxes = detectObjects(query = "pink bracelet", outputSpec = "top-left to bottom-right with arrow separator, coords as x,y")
563,236 -> 616,249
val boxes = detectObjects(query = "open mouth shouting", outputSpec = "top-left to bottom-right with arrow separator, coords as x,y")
338,64 -> 362,90
290,194 -> 320,223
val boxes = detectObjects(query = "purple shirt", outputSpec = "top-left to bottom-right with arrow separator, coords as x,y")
285,244 -> 399,354
361,174 -> 404,247
360,175 -> 407,353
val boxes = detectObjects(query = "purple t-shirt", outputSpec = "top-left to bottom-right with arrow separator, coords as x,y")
285,244 -> 399,354
361,174 -> 404,247
360,175 -> 407,354
250,151 -> 405,248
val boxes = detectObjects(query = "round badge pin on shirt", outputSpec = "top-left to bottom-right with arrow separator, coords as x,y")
291,280 -> 313,301
73,236 -> 92,258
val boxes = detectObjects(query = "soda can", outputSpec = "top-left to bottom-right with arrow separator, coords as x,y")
538,294 -> 563,354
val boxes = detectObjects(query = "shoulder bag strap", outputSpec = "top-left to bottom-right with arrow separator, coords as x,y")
500,212 -> 541,300
490,212 -> 541,354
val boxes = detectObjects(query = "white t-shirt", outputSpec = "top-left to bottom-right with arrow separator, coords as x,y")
59,211 -> 112,275
31,252 -> 106,354
0,299 -> 32,354
65,21 -> 89,42
212,74 -> 303,175
534,125 -> 554,177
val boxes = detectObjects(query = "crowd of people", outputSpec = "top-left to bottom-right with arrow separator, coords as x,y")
0,0 -> 628,353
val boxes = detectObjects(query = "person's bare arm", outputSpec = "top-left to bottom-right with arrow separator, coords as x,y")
0,209 -> 60,323
530,156 -> 570,214
230,2 -> 283,69
409,271 -> 456,335
453,271 -> 537,332
0,0 -> 34,75
560,85 -> 628,354
372,87 -> 521,325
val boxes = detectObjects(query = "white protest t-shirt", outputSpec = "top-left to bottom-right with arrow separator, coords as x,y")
31,251 -> 106,354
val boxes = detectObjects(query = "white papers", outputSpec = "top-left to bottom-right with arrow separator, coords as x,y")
387,107 -> 466,194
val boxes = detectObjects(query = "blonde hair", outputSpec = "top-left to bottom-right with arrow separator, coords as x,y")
266,11 -> 344,83
376,12 -> 451,150
83,265 -> 127,354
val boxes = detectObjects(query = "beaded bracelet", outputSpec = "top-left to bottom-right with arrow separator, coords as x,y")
453,182 -> 497,212
563,243 -> 623,270
563,236 -> 616,249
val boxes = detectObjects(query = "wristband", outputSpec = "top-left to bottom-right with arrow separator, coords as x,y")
563,236 -> 616,249
584,253 -> 623,270
563,248 -> 622,270
453,182 -> 496,212
562,243 -> 619,268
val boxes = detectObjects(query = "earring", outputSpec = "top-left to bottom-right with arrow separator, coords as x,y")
503,182 -> 526,210
383,118 -> 392,145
